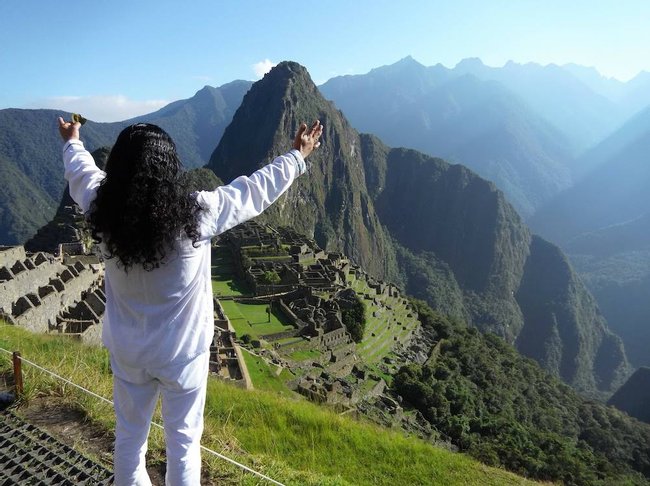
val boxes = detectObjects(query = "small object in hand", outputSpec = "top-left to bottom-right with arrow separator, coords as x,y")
71,113 -> 87,125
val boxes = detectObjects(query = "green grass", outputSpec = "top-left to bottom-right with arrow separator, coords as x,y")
219,300 -> 294,340
0,323 -> 541,485
211,278 -> 249,297
210,248 -> 250,297
287,348 -> 322,362
240,348 -> 296,397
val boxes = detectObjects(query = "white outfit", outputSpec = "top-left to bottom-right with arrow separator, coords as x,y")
63,139 -> 306,485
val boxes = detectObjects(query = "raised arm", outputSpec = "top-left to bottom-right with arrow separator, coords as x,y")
58,117 -> 105,213
196,120 -> 323,239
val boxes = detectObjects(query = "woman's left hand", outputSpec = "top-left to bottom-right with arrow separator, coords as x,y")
58,116 -> 81,142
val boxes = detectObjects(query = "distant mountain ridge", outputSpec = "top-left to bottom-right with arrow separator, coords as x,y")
320,57 -> 576,217
320,56 -> 650,219
451,57 -> 625,149
0,59 -> 641,394
207,61 -> 629,396
0,80 -> 251,245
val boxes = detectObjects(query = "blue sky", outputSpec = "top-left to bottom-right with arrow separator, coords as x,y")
2,0 -> 649,121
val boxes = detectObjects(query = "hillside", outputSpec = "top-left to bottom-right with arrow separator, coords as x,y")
24,147 -> 110,254
2,185 -> 649,483
608,367 -> 650,424
571,106 -> 650,179
0,324 -> 540,486
320,57 -> 575,217
0,108 -> 121,246
127,80 -> 252,167
569,243 -> 650,368
393,304 -> 650,485
0,153 -> 55,244
207,61 -> 629,396
0,81 -> 250,245
530,131 -> 650,245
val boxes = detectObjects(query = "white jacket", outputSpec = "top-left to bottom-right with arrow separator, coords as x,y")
63,139 -> 306,368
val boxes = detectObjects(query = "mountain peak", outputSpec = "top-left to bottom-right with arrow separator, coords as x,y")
207,61 -> 396,279
369,56 -> 426,76
262,60 -> 311,84
207,59 -> 331,184
456,57 -> 486,70
395,55 -> 421,66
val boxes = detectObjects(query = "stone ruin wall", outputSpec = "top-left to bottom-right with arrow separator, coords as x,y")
0,246 -> 28,268
0,251 -> 65,314
0,246 -> 105,343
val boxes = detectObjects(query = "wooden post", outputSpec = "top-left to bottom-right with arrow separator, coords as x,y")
12,351 -> 23,397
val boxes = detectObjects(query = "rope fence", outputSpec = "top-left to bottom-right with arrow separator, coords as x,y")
0,345 -> 285,486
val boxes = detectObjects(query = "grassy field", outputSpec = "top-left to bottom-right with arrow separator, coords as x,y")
219,300 -> 294,341
287,348 -> 322,362
240,348 -> 296,397
211,248 -> 249,297
0,323 -> 542,485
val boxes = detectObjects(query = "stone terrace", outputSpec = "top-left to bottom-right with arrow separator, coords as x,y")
0,246 -> 105,343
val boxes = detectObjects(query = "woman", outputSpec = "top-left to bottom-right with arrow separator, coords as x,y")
58,117 -> 323,485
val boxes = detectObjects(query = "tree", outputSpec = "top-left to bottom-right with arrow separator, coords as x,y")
262,270 -> 281,285
341,295 -> 367,343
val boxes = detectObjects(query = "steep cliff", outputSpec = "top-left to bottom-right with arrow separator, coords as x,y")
207,62 -> 398,280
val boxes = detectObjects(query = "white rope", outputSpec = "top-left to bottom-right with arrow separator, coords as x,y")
0,345 -> 285,486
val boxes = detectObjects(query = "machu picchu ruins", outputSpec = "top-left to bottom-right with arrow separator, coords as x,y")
2,214 -> 427,434
211,220 -> 423,412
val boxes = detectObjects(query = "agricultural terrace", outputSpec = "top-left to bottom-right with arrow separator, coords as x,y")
348,274 -> 420,364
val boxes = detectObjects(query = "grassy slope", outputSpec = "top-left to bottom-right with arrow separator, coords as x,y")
0,323 -> 541,486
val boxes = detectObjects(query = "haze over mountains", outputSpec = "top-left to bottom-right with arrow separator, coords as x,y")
320,56 -> 650,217
530,107 -> 650,368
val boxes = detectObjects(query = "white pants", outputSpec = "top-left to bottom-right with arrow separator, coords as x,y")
110,351 -> 209,486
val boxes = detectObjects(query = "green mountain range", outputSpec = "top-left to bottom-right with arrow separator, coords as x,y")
207,61 -> 629,396
11,64 -> 650,480
0,59 -> 640,395
0,81 -> 250,245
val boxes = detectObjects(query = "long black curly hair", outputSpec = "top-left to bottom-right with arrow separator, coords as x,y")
88,123 -> 202,271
